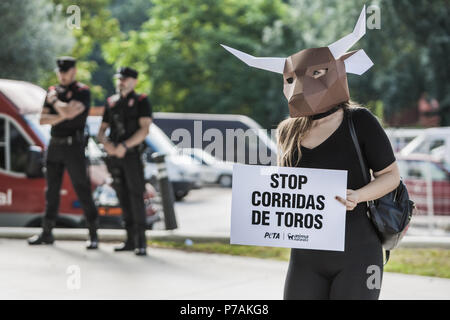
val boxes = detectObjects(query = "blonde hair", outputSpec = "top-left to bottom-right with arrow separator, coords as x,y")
277,101 -> 360,167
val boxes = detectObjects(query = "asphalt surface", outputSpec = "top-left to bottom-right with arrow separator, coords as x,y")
163,186 -> 450,236
1,187 -> 449,300
0,239 -> 449,300
163,186 -> 232,233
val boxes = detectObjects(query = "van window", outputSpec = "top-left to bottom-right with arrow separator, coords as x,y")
0,118 -> 5,169
9,121 -> 30,173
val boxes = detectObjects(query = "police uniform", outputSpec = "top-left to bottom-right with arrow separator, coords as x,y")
28,57 -> 99,249
102,67 -> 152,256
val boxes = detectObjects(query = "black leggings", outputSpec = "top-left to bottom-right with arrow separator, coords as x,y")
283,212 -> 384,300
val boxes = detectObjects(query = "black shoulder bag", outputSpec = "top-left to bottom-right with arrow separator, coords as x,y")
347,109 -> 415,264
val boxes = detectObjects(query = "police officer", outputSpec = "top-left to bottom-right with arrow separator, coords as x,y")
28,57 -> 99,249
97,67 -> 152,256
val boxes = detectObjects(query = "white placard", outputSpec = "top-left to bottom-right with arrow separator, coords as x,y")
231,164 -> 347,251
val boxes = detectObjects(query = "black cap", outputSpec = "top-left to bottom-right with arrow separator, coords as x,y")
56,56 -> 76,72
114,67 -> 138,79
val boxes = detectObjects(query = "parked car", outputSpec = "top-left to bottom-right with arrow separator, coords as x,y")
396,153 -> 450,216
87,116 -> 202,201
0,79 -> 158,228
178,148 -> 233,187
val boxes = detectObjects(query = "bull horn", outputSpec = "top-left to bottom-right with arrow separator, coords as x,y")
221,44 -> 286,74
328,5 -> 367,59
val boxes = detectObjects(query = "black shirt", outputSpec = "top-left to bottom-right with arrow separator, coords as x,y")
293,107 -> 396,216
102,90 -> 152,143
43,81 -> 90,137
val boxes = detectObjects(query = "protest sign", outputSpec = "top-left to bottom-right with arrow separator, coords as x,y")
231,164 -> 347,251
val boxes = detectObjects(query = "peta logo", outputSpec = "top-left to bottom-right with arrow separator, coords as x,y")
0,189 -> 12,206
264,232 -> 280,239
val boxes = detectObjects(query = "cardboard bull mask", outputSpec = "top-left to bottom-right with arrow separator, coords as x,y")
221,6 -> 373,117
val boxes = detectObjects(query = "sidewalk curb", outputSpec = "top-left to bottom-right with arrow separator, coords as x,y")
0,227 -> 449,249
0,227 -> 230,244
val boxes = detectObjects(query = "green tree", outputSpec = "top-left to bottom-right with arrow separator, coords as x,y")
41,0 -> 121,100
390,0 -> 450,126
102,0 -> 449,127
90,0 -> 154,105
103,0 -> 290,129
269,0 -> 450,126
110,0 -> 153,33
263,0 -> 389,118
0,0 -> 73,83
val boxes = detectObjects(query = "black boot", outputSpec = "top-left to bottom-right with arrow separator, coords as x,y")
134,228 -> 147,256
114,227 -> 135,252
28,219 -> 55,245
86,228 -> 99,250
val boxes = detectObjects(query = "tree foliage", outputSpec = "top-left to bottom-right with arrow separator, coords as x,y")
0,0 -> 73,83
103,0 -> 290,128
2,0 -> 448,126
390,0 -> 450,125
43,0 -> 121,100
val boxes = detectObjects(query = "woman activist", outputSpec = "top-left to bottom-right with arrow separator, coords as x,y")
277,101 -> 399,299
222,6 -> 400,299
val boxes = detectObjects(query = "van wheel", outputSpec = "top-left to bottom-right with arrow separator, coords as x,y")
218,175 -> 232,187
26,218 -> 43,228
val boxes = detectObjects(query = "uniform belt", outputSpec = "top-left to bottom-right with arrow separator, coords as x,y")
50,134 -> 82,145
109,141 -> 142,153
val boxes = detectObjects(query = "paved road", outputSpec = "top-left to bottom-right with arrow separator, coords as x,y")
0,239 -> 449,300
155,186 -> 232,233
158,186 -> 448,236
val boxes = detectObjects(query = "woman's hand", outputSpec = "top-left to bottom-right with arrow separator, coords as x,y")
335,189 -> 360,211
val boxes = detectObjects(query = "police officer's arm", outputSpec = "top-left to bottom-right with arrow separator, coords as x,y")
97,104 -> 116,155
124,117 -> 152,148
97,121 -> 109,145
39,107 -> 67,125
39,89 -> 67,125
114,117 -> 151,158
97,121 -> 115,154
118,95 -> 153,155
53,100 -> 85,120
53,87 -> 90,119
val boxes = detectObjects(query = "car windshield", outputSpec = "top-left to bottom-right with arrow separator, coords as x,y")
145,124 -> 176,155
194,149 -> 218,164
23,113 -> 50,145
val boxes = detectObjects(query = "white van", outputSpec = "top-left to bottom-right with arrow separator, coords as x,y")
153,112 -> 278,165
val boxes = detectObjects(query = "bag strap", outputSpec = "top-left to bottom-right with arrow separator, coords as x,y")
347,109 -> 370,184
347,109 -> 375,209
347,109 -> 390,265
